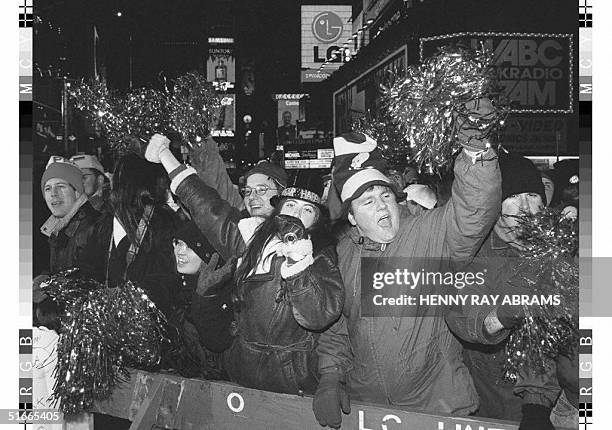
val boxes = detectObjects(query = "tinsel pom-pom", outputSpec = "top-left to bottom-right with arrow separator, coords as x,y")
359,45 -> 506,174
40,270 -> 168,414
69,81 -> 169,154
502,209 -> 579,383
169,71 -> 220,147
69,71 -> 219,154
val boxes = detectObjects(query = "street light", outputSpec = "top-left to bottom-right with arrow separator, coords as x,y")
115,11 -> 133,89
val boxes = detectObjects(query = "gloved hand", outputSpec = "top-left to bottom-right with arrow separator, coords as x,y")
145,133 -> 171,163
274,214 -> 306,246
519,404 -> 554,430
278,238 -> 313,264
455,98 -> 497,152
495,303 -> 525,329
313,373 -> 350,429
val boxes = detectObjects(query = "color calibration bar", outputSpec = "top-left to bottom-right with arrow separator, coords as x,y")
579,329 -> 592,430
579,0 -> 592,101
578,1 -> 592,429
19,0 -> 34,423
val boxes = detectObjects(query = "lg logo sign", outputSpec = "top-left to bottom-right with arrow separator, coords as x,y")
312,11 -> 344,43
301,5 -> 352,81
311,11 -> 346,63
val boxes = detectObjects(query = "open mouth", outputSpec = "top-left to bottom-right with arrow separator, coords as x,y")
377,214 -> 391,227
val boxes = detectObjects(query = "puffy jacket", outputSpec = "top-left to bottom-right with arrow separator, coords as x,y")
170,169 -> 345,394
450,230 -> 563,420
317,150 -> 501,414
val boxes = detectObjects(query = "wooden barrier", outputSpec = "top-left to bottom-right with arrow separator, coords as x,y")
92,369 -> 524,430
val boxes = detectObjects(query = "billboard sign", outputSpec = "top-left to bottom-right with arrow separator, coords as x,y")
419,32 -> 576,154
276,94 -> 308,145
207,37 -> 235,91
419,32 -> 574,113
210,94 -> 235,137
301,5 -> 352,83
284,143 -> 334,170
333,47 -> 407,135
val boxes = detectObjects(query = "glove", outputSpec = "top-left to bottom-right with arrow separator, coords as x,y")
313,373 -> 350,429
145,133 -> 171,163
278,238 -> 314,278
519,404 -> 554,430
274,214 -> 306,246
455,98 -> 496,152
278,238 -> 313,264
495,304 -> 525,329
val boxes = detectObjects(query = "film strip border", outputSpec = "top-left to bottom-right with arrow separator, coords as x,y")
579,329 -> 592,429
578,0 -> 592,427
579,0 -> 592,101
19,330 -> 32,412
19,0 -> 32,28
19,0 -> 34,420
578,0 -> 592,312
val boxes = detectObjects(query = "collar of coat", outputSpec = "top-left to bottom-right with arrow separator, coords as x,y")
40,194 -> 89,238
348,226 -> 390,252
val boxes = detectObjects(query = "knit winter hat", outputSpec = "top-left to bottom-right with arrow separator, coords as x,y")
498,153 -> 546,204
245,161 -> 288,188
69,154 -> 105,175
41,156 -> 84,194
332,132 -> 406,205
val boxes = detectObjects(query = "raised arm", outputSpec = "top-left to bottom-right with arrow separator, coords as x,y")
146,134 -> 246,261
408,148 -> 501,260
190,135 -> 244,211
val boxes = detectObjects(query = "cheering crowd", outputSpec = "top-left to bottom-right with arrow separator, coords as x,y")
34,114 -> 579,429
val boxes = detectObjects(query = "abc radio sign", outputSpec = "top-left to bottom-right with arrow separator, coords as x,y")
301,5 -> 352,82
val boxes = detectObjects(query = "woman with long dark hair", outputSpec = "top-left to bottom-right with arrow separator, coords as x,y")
99,153 -> 178,312
145,134 -> 346,395
86,152 -> 209,374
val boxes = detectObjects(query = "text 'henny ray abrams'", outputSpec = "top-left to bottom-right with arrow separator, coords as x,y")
372,293 -> 562,307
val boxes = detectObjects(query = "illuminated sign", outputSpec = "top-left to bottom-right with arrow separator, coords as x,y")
207,37 -> 235,90
210,94 -> 236,137
283,143 -> 334,170
420,32 -> 573,113
301,5 -> 352,83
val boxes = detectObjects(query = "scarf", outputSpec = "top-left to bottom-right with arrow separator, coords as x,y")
40,194 -> 88,238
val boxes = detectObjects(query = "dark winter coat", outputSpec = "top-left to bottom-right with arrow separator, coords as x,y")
317,150 -> 501,415
450,230 -> 563,421
86,206 -> 179,316
47,201 -> 101,275
169,168 -> 345,395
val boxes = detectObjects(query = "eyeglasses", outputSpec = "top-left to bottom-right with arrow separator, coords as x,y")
240,185 -> 278,197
